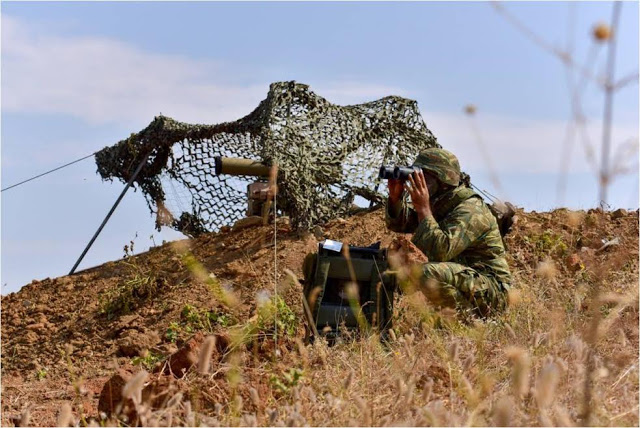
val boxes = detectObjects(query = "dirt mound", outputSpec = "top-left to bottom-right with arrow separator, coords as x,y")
1,206 -> 638,426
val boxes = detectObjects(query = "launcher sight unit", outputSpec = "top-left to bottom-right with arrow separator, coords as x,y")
214,156 -> 273,217
378,165 -> 421,180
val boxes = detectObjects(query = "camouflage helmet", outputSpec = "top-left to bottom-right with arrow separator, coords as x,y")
412,148 -> 461,187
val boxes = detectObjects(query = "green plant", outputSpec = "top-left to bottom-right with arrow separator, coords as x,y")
99,260 -> 164,320
206,309 -> 233,328
132,351 -> 164,371
528,229 -> 569,258
181,304 -> 235,330
269,368 -> 304,394
169,305 -> 235,342
35,368 -> 47,381
181,304 -> 203,328
257,295 -> 297,340
166,322 -> 181,342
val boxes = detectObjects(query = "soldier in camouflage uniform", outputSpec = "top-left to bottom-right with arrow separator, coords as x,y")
386,148 -> 511,317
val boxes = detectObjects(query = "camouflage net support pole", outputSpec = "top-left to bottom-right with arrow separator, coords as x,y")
69,152 -> 150,275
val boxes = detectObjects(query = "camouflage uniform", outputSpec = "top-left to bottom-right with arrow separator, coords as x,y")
386,149 -> 511,317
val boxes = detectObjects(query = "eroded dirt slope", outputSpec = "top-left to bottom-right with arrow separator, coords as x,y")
1,207 -> 638,426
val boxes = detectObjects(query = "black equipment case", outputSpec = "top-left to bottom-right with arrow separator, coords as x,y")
302,241 -> 395,341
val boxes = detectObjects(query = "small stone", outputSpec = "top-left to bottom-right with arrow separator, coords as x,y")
115,315 -> 140,331
165,331 -> 226,378
232,216 -> 263,231
34,305 -> 48,313
97,369 -> 136,420
142,375 -> 180,409
117,330 -> 161,358
24,331 -> 38,344
26,323 -> 46,332
611,208 -> 627,220
165,332 -> 204,378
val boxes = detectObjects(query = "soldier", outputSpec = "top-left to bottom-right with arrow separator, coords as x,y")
386,148 -> 511,317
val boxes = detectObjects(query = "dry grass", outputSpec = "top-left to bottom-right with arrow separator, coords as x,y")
2,209 -> 637,427
90,215 -> 638,427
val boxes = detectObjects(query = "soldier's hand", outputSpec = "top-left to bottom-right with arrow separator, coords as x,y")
388,179 -> 404,204
405,170 -> 431,222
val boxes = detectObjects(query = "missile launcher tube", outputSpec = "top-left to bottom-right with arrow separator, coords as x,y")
214,156 -> 271,177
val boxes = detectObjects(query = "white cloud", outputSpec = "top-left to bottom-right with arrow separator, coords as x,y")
3,14 -> 637,178
313,81 -> 409,105
424,111 -> 638,175
2,16 -> 269,125
1,16 -> 410,128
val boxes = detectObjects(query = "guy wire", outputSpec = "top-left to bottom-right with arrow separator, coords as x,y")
470,183 -> 497,203
1,151 -> 98,192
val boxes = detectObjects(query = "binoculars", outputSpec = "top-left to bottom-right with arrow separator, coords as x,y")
378,165 -> 421,180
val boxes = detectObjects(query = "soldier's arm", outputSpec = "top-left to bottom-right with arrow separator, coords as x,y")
410,199 -> 491,262
385,191 -> 420,233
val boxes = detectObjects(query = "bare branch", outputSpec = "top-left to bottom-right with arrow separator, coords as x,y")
597,2 -> 622,206
613,71 -> 639,91
491,1 -> 599,85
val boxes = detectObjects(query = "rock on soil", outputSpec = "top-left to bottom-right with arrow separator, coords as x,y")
116,329 -> 161,358
98,368 -> 136,419
98,369 -> 183,423
611,208 -> 628,219
232,216 -> 264,231
164,331 -> 230,378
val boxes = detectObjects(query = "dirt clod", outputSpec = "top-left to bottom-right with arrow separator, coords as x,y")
165,332 -> 205,378
232,216 -> 264,231
97,368 -> 135,418
116,329 -> 161,358
611,208 -> 628,219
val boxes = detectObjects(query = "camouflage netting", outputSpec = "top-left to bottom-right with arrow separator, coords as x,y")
95,81 -> 439,236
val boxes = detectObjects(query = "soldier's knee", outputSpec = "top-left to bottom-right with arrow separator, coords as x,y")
417,264 -> 455,308
422,262 -> 453,284
471,281 -> 508,317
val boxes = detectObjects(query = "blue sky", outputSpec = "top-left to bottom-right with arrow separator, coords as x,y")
1,1 -> 638,294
